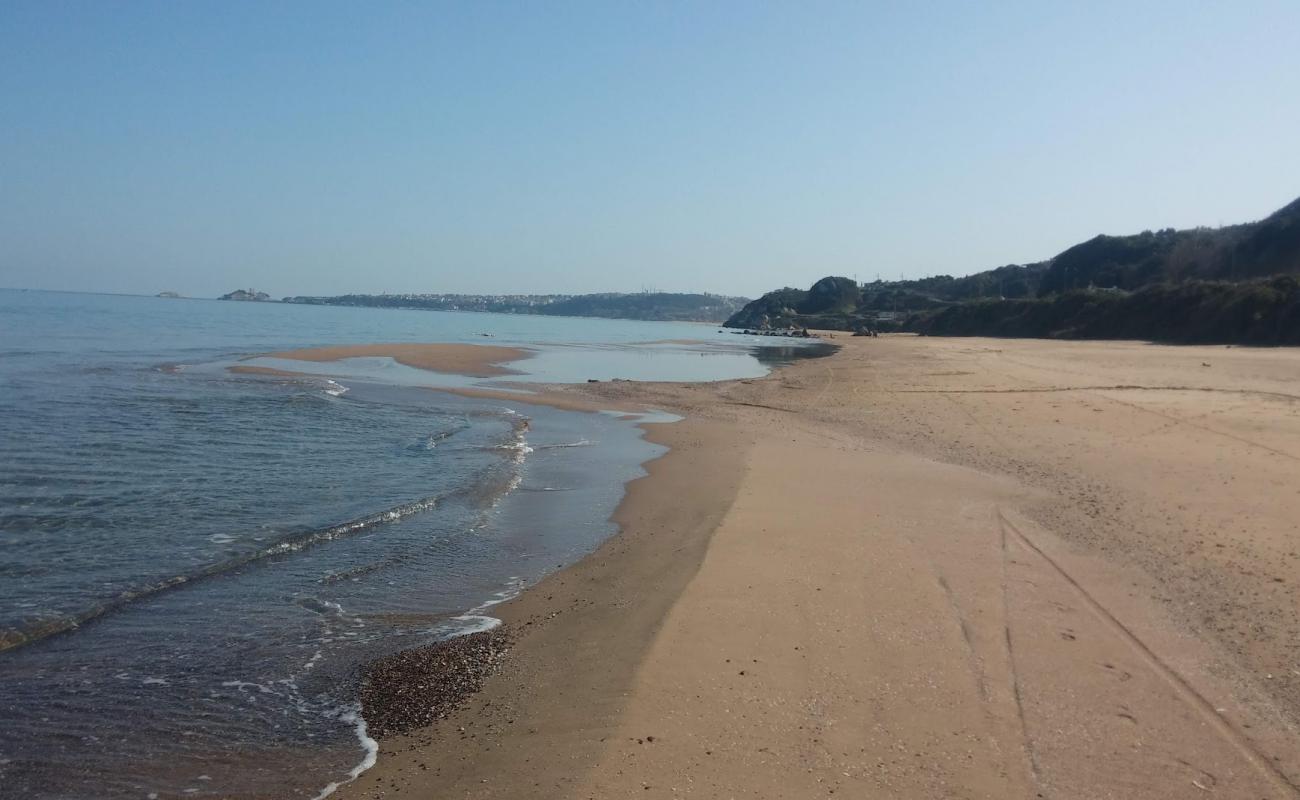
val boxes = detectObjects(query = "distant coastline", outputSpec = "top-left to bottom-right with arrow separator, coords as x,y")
279,291 -> 749,323
197,287 -> 748,322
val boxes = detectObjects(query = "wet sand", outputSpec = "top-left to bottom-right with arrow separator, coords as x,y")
337,335 -> 1300,800
248,342 -> 533,377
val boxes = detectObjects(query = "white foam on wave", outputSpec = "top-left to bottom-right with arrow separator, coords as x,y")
421,427 -> 461,449
323,380 -> 350,397
508,418 -> 532,461
506,441 -> 535,456
448,613 -> 503,634
484,413 -> 534,465
425,577 -> 524,639
297,597 -> 368,634
219,661 -> 379,800
256,496 -> 439,559
465,580 -> 523,617
311,704 -> 378,800
220,680 -> 275,694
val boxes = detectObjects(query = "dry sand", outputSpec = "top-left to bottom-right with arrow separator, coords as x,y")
248,342 -> 532,377
336,335 -> 1300,800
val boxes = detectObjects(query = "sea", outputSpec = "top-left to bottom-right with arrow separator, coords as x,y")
0,289 -> 824,800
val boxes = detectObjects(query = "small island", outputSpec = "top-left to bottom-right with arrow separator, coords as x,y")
219,288 -> 271,302
156,291 -> 183,299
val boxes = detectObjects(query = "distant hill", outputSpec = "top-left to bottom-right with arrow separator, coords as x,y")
284,291 -> 749,323
1037,195 -> 1300,294
725,195 -> 1300,344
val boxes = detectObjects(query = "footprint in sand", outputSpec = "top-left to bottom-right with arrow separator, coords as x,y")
1175,759 -> 1217,792
1100,661 -> 1134,681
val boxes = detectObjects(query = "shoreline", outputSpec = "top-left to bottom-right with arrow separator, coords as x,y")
334,334 -> 1300,799
332,387 -> 749,799
305,377 -> 701,800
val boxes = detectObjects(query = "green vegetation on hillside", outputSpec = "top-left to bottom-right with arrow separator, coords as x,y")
725,195 -> 1300,344
913,277 -> 1300,344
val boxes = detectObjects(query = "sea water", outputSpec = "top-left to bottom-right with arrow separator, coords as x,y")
0,290 -> 825,798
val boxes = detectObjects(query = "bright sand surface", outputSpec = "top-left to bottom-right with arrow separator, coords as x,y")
337,335 -> 1300,800
249,342 -> 532,377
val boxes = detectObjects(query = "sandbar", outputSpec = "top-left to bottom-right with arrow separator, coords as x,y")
247,342 -> 533,377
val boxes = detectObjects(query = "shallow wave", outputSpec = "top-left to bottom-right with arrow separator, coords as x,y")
0,495 -> 442,654
534,439 -> 593,450
415,426 -> 461,450
479,413 -> 533,463
487,441 -> 534,457
0,417 -> 541,655
441,462 -> 526,510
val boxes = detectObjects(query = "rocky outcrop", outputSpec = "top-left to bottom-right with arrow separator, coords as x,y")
219,289 -> 271,301
801,276 -> 860,314
723,278 -> 859,329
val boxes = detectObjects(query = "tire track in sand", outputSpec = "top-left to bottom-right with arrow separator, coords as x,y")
997,509 -> 1300,797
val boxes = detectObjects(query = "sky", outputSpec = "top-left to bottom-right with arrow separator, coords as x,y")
2,1 -> 1298,299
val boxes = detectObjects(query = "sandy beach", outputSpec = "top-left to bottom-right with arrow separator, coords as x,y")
247,343 -> 533,377
337,335 -> 1300,800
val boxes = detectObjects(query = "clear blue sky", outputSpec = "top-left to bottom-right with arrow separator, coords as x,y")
2,1 -> 1298,299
